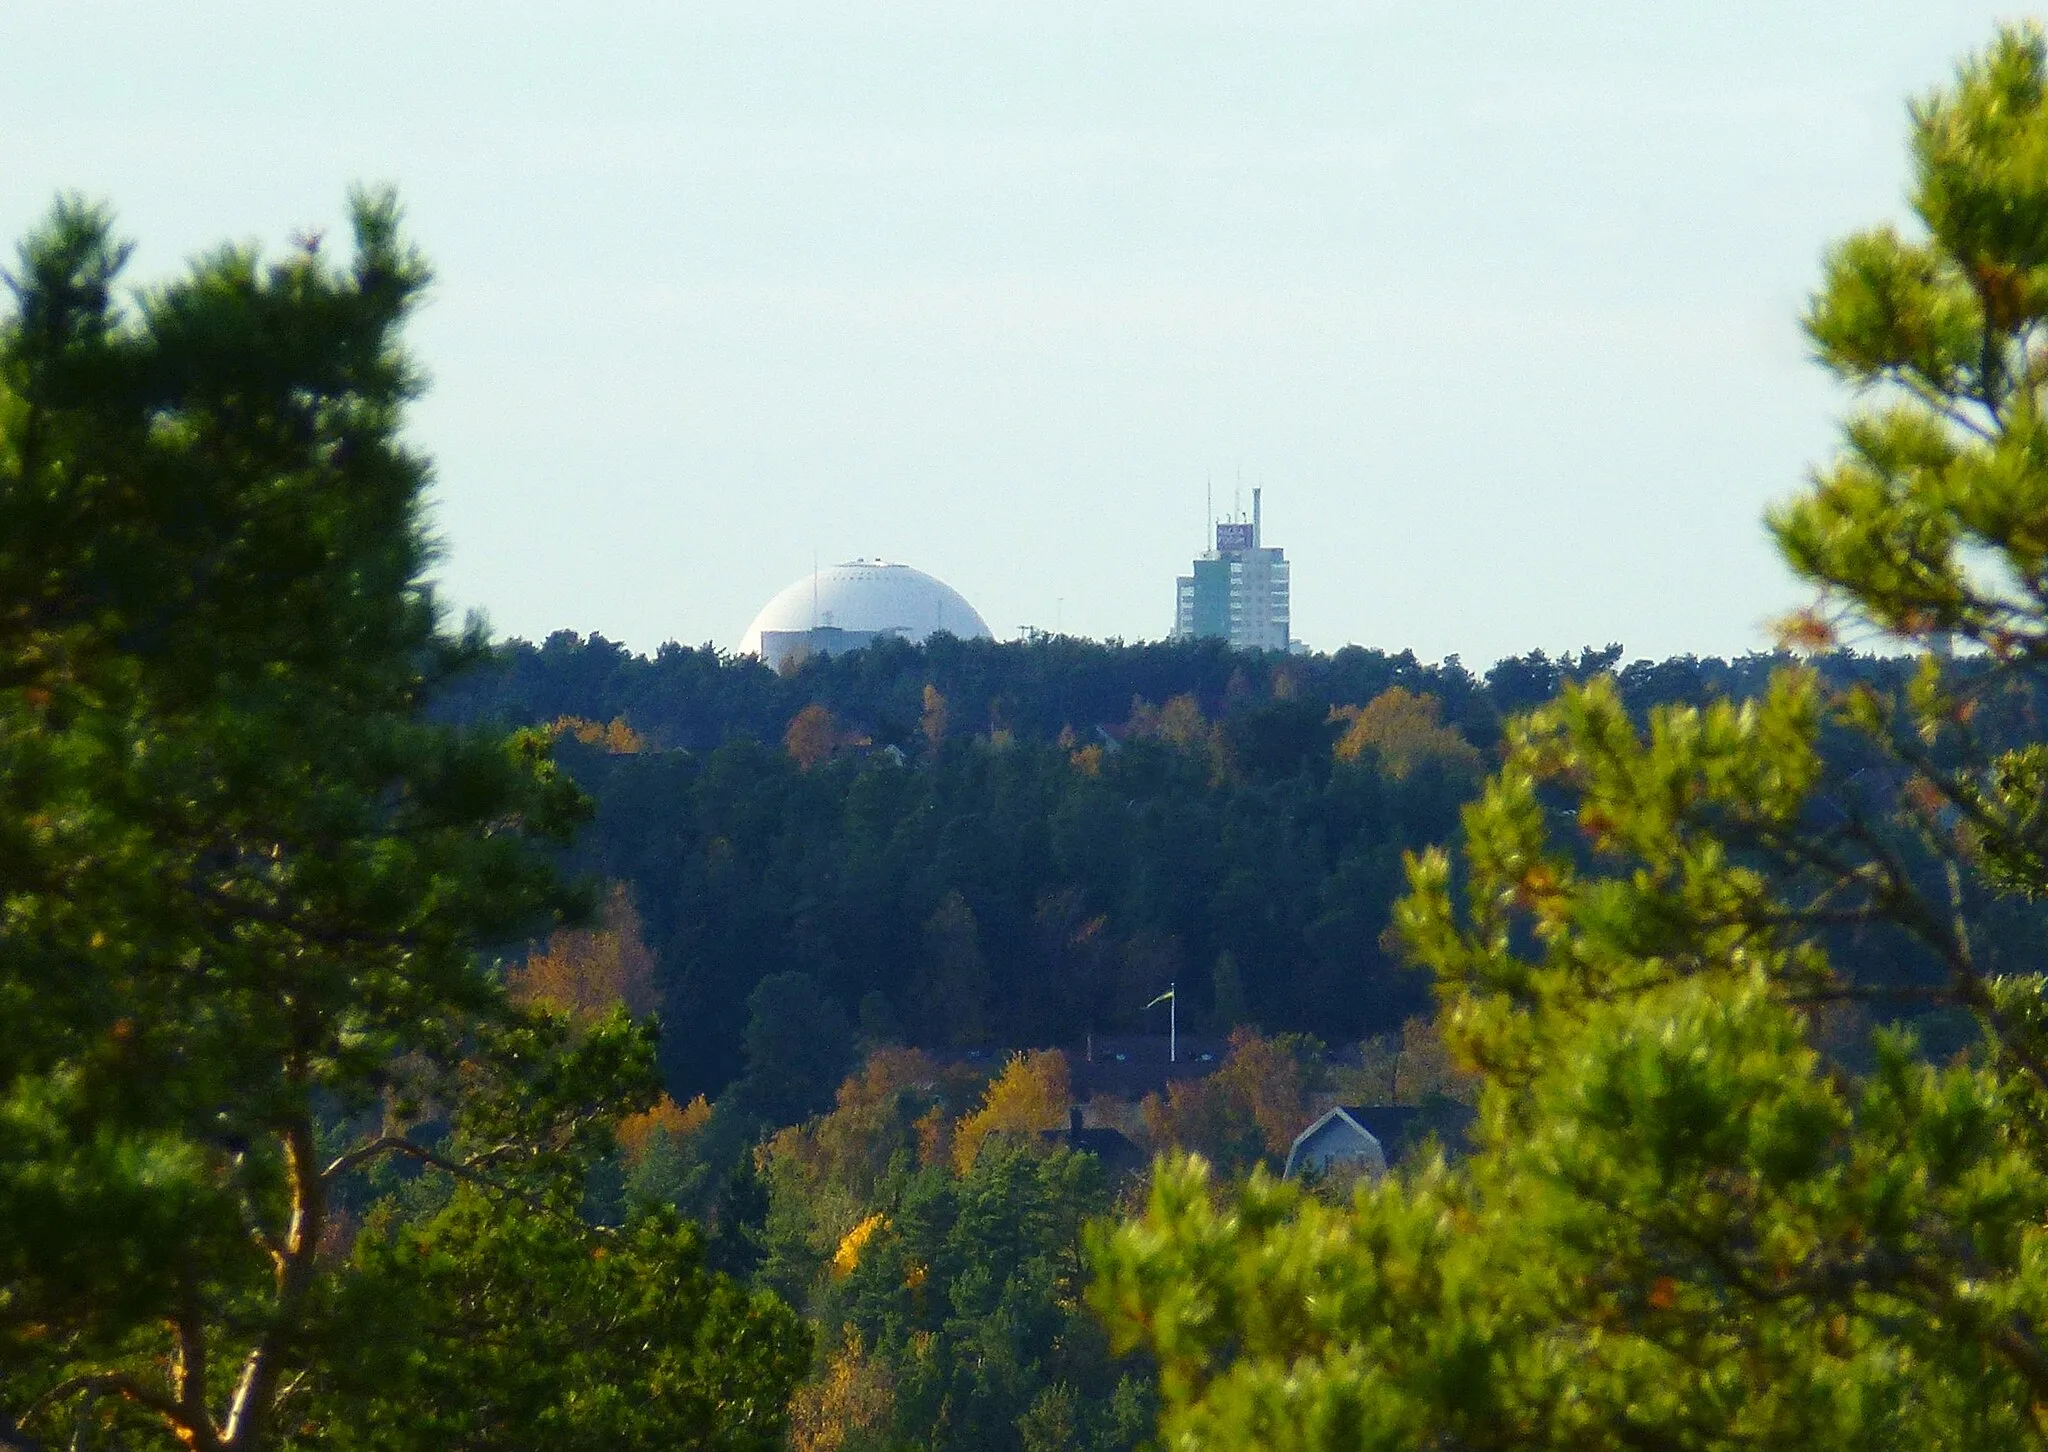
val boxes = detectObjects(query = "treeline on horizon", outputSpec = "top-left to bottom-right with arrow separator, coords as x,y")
437,632 -> 1998,1103
439,629 -> 1794,754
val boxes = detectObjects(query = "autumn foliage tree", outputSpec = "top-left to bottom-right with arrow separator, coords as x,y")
617,1092 -> 712,1166
755,1048 -> 976,1291
785,702 -> 840,769
952,1050 -> 1072,1174
786,1328 -> 895,1452
509,880 -> 660,1021
768,1049 -> 964,1193
1331,686 -> 1484,781
1343,1016 -> 1477,1107
1141,1028 -> 1323,1174
754,1046 -> 1150,1452
920,683 -> 949,754
547,714 -> 648,753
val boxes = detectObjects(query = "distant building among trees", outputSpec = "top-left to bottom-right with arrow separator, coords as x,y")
1172,487 -> 1291,652
741,559 -> 992,671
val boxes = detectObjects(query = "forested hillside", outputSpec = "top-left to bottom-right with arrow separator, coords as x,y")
440,635 -> 1966,1101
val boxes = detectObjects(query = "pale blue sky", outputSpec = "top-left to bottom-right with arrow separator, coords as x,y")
2,3 -> 2029,663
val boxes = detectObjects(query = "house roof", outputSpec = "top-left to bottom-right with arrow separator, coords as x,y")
1038,1122 -> 1149,1178
1069,1034 -> 1228,1098
1284,1105 -> 1384,1178
1283,1102 -> 1478,1178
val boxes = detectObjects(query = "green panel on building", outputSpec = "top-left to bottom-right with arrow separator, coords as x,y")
1191,557 -> 1232,640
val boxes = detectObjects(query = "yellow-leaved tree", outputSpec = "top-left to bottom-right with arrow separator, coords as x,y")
921,683 -> 949,753
1331,685 -> 1484,780
952,1049 -> 1072,1175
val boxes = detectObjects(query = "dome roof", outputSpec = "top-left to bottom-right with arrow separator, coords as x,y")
740,560 -> 993,661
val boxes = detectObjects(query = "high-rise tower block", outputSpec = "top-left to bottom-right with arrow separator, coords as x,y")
1172,487 -> 1290,652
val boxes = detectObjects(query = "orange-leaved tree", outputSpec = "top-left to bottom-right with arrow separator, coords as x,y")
508,880 -> 659,1021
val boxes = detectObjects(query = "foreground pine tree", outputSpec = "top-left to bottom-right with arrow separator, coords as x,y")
1090,25 -> 2048,1451
0,196 -> 804,1450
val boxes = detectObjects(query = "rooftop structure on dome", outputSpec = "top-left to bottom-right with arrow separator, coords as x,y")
740,559 -> 993,671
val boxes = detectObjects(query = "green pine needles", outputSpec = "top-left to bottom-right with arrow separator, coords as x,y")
0,195 -> 805,1451
1089,25 -> 2048,1452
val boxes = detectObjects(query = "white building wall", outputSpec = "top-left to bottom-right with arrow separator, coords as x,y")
1227,548 -> 1289,652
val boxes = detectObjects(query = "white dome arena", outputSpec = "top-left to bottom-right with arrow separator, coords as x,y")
740,560 -> 993,669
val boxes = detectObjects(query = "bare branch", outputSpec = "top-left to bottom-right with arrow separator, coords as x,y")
321,1132 -> 468,1184
22,1375 -> 200,1446
320,1132 -> 619,1239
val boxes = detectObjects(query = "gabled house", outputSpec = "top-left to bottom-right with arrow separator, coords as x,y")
1283,1105 -> 1390,1180
1284,1101 -> 1477,1179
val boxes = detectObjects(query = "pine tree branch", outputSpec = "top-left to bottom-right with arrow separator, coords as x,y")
21,1375 -> 200,1448
321,1132 -> 471,1183
220,1115 -> 324,1452
321,1131 -> 617,1238
1894,369 -> 1998,440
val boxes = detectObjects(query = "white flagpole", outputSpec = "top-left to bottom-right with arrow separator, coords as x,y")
1145,984 -> 1178,1063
